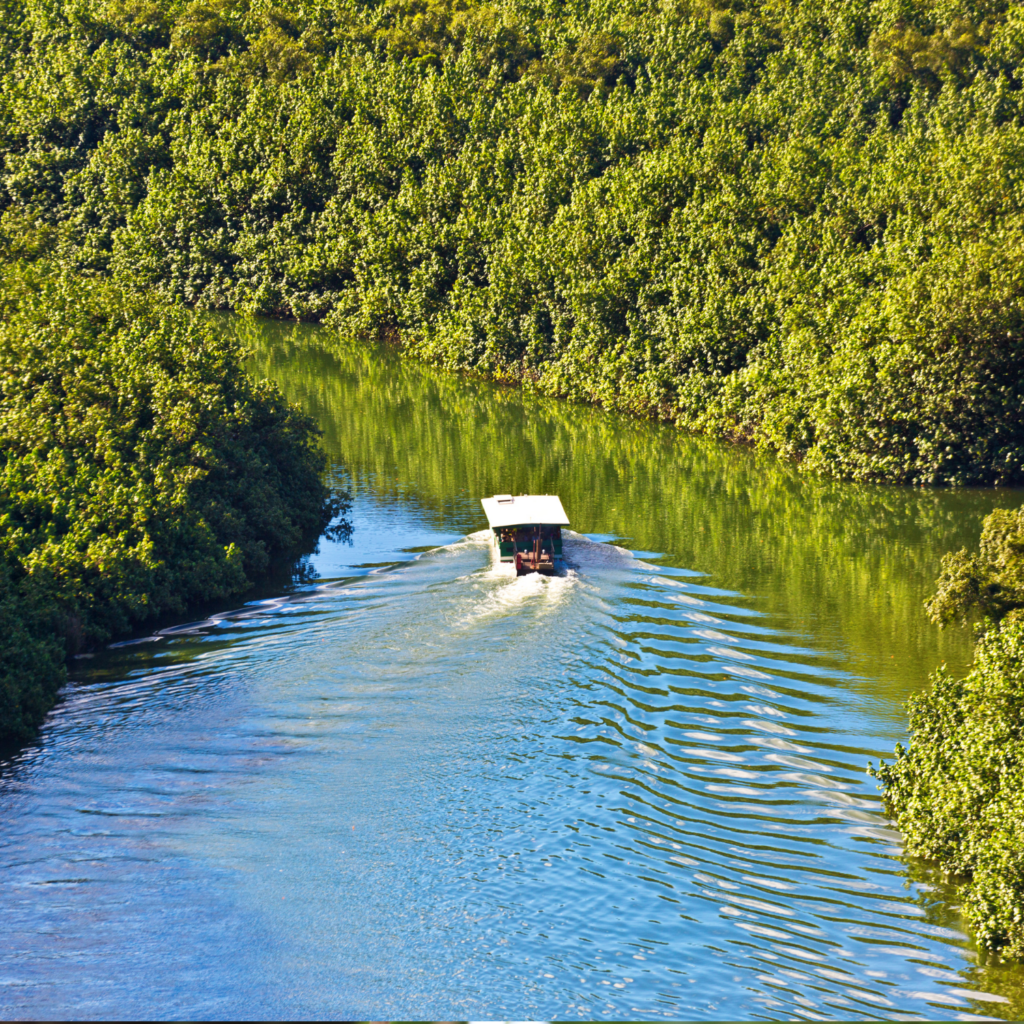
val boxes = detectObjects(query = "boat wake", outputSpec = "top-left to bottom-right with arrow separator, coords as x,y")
444,531 -> 652,630
561,531 -> 650,573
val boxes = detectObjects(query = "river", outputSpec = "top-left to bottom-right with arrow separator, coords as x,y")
2,318 -> 1023,1020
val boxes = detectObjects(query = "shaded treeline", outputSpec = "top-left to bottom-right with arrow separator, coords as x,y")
3,0 -> 1024,483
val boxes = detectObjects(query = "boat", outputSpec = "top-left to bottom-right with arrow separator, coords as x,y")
480,494 -> 570,575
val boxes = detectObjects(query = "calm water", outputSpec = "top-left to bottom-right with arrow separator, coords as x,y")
2,320 -> 1024,1021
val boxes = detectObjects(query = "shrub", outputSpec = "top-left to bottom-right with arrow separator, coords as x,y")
4,0 -> 1024,484
926,506 -> 1024,627
871,620 -> 1024,959
0,263 -> 345,745
874,502 -> 1024,958
0,562 -> 66,748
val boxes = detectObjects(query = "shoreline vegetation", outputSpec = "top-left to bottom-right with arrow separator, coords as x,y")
873,506 -> 1024,961
3,0 -> 1024,484
0,263 -> 347,747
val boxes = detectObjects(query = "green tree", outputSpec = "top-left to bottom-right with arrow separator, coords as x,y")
871,620 -> 1024,959
0,263 -> 346,745
926,506 -> 1024,627
874,503 -> 1024,959
3,0 -> 1024,484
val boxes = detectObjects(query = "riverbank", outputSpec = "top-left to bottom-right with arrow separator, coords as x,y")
0,266 -> 345,746
3,315 -> 1022,1019
257,317 -> 1024,968
872,506 -> 1024,961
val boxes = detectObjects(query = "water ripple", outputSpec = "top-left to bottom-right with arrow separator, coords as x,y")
0,532 -> 1015,1020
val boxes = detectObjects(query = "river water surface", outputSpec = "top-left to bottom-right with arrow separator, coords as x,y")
3,320 -> 1024,1020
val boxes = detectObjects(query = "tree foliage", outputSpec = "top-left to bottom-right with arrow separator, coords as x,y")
871,619 -> 1024,960
0,263 -> 344,745
2,0 -> 1024,483
926,505 -> 1024,626
875,503 -> 1024,959
0,560 -> 66,748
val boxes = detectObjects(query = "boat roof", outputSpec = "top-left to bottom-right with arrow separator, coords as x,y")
480,494 -> 569,529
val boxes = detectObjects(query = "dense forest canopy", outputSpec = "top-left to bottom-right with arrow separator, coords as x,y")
2,0 -> 1023,484
0,264 -> 343,745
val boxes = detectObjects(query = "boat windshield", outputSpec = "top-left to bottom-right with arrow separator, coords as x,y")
497,525 -> 561,549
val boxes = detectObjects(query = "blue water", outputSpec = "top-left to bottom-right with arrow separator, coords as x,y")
2,327 -> 1022,1020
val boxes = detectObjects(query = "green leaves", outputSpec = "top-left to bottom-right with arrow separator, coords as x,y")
0,561 -> 65,749
926,505 -> 1024,626
869,17 -> 990,92
0,263 -> 343,745
879,504 -> 1024,958
171,0 -> 249,59
871,619 -> 1024,959
3,0 -> 1024,486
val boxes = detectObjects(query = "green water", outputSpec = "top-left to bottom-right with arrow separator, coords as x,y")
245,317 -> 1010,713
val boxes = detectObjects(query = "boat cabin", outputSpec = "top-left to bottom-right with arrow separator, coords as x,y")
480,494 -> 570,575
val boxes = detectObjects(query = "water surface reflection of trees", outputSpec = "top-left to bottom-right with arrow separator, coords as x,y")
243,317 -> 1023,717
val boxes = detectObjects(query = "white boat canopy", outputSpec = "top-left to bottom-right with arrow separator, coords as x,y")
480,494 -> 569,529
